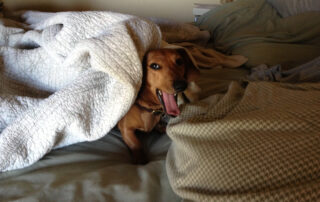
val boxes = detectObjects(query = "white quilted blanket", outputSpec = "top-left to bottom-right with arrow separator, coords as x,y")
0,11 -> 161,172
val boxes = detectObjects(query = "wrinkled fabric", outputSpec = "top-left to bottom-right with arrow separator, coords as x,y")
248,56 -> 320,82
196,0 -> 320,69
166,58 -> 320,201
0,11 -> 161,172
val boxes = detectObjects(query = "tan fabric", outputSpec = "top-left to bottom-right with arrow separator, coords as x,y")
166,81 -> 320,201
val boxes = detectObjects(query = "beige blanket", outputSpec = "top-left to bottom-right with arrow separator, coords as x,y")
166,81 -> 320,201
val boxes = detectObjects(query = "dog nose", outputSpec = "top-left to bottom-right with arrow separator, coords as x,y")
173,80 -> 188,92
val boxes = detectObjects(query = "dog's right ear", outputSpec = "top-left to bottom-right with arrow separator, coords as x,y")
177,48 -> 200,82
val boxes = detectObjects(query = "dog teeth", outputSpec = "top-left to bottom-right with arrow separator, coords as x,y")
156,89 -> 162,96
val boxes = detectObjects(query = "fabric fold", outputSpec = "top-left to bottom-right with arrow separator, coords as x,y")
0,11 -> 161,172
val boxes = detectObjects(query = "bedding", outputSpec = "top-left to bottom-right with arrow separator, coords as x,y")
1,1 -> 320,201
267,0 -> 320,17
0,9 -> 209,201
0,9 -> 223,173
166,56 -> 320,201
248,56 -> 320,82
165,2 -> 320,200
196,0 -> 320,69
0,129 -> 180,201
0,11 -> 162,172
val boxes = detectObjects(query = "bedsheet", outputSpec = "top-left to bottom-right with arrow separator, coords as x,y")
0,129 -> 180,201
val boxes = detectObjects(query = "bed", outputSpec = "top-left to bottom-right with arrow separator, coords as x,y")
0,0 -> 320,201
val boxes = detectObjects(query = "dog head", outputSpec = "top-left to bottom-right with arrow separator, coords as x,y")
142,48 -> 200,117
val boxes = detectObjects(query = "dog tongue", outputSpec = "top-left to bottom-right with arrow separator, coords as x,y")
162,92 -> 180,116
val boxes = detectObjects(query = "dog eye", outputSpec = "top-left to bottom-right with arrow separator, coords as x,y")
176,58 -> 183,66
150,63 -> 160,70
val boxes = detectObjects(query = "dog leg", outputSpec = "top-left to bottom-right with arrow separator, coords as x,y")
121,128 -> 148,164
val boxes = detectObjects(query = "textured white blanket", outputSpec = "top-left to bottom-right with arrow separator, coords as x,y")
0,11 -> 161,171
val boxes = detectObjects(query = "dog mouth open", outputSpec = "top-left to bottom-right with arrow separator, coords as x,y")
156,89 -> 179,117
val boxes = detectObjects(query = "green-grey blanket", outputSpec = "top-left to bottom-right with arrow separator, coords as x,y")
196,0 -> 320,69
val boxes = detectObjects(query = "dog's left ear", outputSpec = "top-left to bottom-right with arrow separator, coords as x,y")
177,48 -> 200,82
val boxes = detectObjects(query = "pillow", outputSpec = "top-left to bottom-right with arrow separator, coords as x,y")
267,0 -> 320,17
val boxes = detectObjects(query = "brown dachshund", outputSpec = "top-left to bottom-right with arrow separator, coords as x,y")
117,48 -> 200,164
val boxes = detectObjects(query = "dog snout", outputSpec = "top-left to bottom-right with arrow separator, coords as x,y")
173,80 -> 188,93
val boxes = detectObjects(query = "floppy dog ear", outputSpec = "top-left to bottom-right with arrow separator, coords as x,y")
177,48 -> 200,82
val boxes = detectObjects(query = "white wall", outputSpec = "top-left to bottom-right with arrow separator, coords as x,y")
3,0 -> 220,22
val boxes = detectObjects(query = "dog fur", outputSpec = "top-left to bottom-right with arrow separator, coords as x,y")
117,48 -> 200,164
